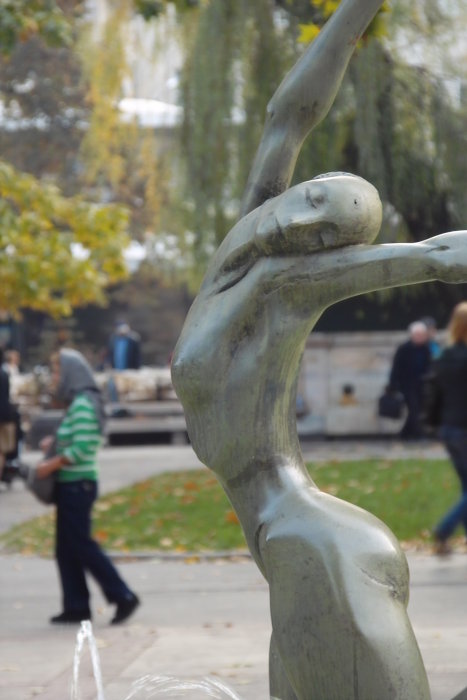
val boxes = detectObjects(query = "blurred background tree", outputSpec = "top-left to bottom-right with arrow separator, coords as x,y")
0,160 -> 129,316
0,0 -> 465,365
0,0 -> 131,321
0,0 -> 188,362
180,0 -> 467,327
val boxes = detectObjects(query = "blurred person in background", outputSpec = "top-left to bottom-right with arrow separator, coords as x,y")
428,303 -> 467,555
421,316 -> 442,360
35,348 -> 140,624
107,320 -> 141,370
0,347 -> 23,480
389,321 -> 431,440
106,321 -> 142,402
0,348 -> 13,480
2,349 -> 21,375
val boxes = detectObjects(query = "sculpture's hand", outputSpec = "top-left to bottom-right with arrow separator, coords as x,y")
426,230 -> 467,283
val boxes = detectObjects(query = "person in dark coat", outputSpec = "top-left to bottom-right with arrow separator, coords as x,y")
0,348 -> 11,479
0,348 -> 11,421
429,303 -> 467,554
389,321 -> 431,440
107,321 -> 141,370
0,348 -> 22,479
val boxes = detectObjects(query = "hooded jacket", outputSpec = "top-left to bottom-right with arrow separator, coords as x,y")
55,349 -> 105,482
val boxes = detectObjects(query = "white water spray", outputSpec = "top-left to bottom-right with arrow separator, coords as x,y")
70,624 -> 244,700
71,620 -> 105,700
124,675 -> 243,699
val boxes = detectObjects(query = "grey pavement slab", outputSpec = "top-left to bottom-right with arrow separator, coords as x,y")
1,554 -> 270,700
2,552 -> 467,700
409,553 -> 467,700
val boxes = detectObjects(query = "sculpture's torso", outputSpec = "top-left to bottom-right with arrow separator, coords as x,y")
171,175 -> 430,699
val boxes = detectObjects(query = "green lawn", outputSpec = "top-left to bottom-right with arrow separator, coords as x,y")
0,459 -> 461,557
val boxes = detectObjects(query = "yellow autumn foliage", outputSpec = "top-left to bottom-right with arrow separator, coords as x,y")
0,160 -> 130,317
298,0 -> 389,45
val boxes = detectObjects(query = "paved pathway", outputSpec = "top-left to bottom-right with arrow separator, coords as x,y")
2,440 -> 467,700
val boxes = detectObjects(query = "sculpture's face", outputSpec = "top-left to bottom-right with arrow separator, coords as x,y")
255,172 -> 382,254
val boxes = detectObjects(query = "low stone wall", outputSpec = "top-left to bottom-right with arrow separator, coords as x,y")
9,366 -> 174,407
297,331 -> 442,436
12,332 -> 443,439
96,367 -> 175,402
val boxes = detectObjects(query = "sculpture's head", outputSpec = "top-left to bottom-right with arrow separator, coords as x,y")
255,172 -> 382,255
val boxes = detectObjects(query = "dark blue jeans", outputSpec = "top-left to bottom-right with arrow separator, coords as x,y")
435,426 -> 467,540
400,387 -> 424,439
55,480 -> 133,614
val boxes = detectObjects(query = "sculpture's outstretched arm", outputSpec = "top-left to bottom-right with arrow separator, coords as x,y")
240,0 -> 386,217
272,231 -> 467,312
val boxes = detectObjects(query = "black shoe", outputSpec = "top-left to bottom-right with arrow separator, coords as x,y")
111,594 -> 140,625
50,610 -> 91,624
433,529 -> 452,555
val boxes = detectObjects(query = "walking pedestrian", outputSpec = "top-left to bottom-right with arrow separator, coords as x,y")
389,321 -> 431,440
429,303 -> 467,554
35,348 -> 140,624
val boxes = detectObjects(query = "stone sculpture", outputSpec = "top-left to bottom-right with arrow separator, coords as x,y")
172,1 -> 466,697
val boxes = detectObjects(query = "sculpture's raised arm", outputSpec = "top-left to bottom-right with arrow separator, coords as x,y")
240,0 -> 386,218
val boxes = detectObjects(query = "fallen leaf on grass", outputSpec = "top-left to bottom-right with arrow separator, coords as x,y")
225,510 -> 239,525
182,496 -> 196,505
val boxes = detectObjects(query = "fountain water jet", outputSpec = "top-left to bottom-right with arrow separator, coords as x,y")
71,620 -> 105,700
124,675 -> 243,699
71,622 -> 244,700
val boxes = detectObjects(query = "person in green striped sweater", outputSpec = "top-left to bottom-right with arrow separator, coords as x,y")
35,348 -> 140,625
